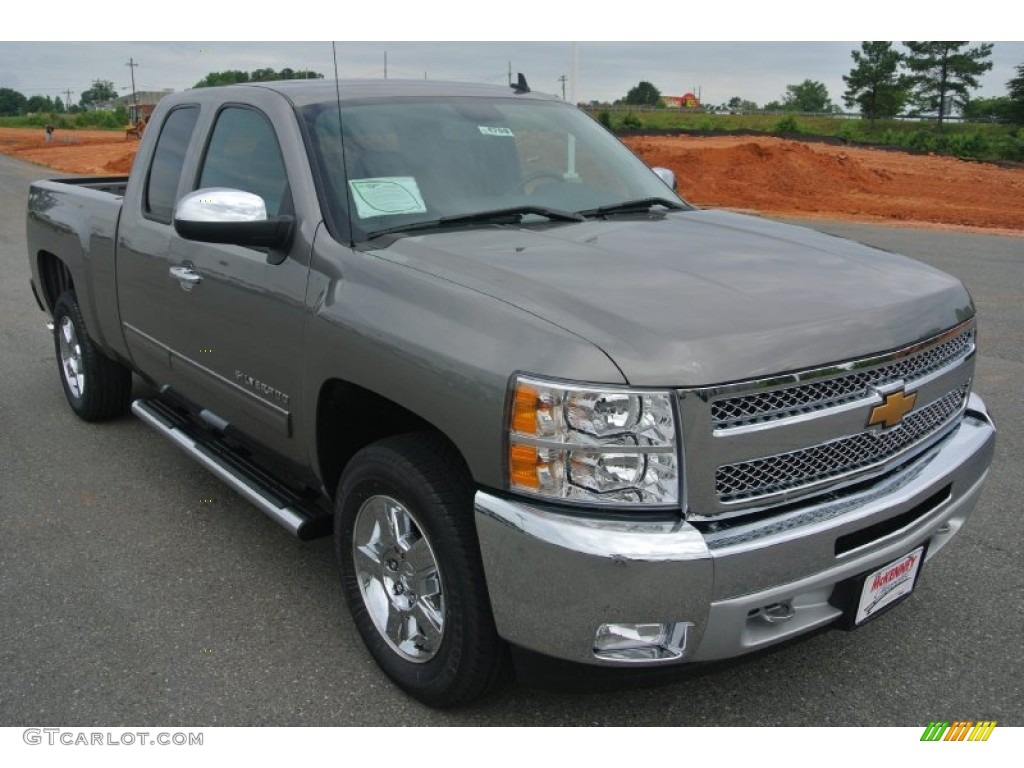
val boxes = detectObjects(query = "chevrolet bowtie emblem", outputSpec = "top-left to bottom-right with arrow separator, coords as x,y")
868,388 -> 918,429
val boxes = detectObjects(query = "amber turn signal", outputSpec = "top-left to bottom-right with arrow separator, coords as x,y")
509,443 -> 541,489
512,382 -> 539,435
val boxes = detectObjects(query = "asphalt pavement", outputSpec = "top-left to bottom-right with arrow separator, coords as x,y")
0,152 -> 1021,726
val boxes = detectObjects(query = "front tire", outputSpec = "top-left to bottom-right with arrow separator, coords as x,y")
52,291 -> 132,421
335,432 -> 508,707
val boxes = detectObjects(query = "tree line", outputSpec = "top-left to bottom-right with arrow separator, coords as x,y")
0,78 -> 124,116
192,68 -> 323,88
0,68 -> 325,117
615,42 -> 1024,129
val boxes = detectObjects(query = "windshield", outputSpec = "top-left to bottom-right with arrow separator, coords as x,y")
301,96 -> 689,239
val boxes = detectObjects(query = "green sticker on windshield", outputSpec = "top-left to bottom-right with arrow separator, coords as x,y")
478,126 -> 514,137
348,177 -> 427,219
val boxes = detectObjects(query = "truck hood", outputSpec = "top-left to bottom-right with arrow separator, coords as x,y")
376,209 -> 973,386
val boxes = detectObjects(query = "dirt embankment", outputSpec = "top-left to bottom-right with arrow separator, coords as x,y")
2,127 -> 1021,235
623,135 -> 1024,235
0,127 -> 139,176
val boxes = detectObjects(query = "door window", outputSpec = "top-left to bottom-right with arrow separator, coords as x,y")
145,106 -> 200,222
198,107 -> 290,216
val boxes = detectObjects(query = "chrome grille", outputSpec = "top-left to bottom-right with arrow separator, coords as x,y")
715,384 -> 968,503
711,328 -> 974,428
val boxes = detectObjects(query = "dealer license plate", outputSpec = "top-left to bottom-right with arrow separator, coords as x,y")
855,547 -> 925,625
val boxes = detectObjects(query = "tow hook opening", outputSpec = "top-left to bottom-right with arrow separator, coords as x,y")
750,602 -> 795,624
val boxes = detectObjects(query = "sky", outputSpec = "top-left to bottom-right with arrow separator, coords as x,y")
2,5 -> 1021,109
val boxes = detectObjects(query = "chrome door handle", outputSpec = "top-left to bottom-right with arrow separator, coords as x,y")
169,264 -> 202,290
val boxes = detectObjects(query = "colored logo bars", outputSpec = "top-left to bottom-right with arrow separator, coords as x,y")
920,721 -> 997,741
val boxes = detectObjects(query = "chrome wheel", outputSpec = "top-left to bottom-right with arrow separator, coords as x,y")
337,434 -> 508,706
58,316 -> 85,399
352,495 -> 445,663
51,291 -> 132,422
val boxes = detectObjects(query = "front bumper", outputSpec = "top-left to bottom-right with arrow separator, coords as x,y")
474,393 -> 995,666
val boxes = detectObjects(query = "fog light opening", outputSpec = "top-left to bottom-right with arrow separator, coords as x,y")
593,621 -> 693,663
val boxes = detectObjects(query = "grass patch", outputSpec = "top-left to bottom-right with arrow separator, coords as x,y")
588,109 -> 1023,163
0,110 -> 128,131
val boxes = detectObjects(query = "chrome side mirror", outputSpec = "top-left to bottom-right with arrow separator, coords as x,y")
175,187 -> 267,223
652,167 -> 676,192
174,188 -> 293,256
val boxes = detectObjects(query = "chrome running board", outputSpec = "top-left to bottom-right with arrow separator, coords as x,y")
132,397 -> 331,540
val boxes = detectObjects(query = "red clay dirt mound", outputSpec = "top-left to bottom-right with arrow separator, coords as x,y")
0,127 -> 138,177
624,135 -> 1024,234
102,153 -> 137,174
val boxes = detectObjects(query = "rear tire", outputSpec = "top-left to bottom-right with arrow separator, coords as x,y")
335,432 -> 509,707
52,291 -> 132,421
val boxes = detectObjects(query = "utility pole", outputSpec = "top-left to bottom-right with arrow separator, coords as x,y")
558,75 -> 568,100
384,51 -> 388,79
507,61 -> 512,87
571,42 -> 578,104
126,57 -> 139,121
63,89 -> 74,111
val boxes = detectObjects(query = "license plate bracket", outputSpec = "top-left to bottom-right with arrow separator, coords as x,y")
831,545 -> 926,630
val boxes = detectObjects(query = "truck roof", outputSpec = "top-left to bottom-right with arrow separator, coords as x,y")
169,79 -> 563,107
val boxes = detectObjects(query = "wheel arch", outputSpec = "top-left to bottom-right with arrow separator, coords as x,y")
37,250 -> 75,314
315,378 -> 474,503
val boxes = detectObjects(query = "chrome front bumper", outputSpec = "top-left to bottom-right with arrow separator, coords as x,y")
474,393 -> 995,666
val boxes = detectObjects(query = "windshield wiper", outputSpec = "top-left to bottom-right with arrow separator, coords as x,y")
578,197 -> 688,218
442,205 -> 585,225
367,205 -> 584,240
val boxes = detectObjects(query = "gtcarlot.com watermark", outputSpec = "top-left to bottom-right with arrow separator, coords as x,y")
23,728 -> 203,747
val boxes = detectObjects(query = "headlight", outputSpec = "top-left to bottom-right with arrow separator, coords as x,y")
506,375 -> 679,506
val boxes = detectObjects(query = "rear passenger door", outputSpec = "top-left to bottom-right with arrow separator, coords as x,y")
161,102 -> 311,464
117,104 -> 202,380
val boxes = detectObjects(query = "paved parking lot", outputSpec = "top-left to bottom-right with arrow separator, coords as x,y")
1,153 -> 1021,725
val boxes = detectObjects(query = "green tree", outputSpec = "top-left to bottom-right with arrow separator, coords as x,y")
726,96 -> 758,113
1007,63 -> 1024,124
622,81 -> 662,106
0,87 -> 27,116
79,79 -> 118,109
53,95 -> 65,113
961,96 -> 1014,122
782,80 -> 833,112
250,68 -> 278,82
25,94 -> 56,113
193,67 -> 324,88
194,70 -> 250,88
842,41 -> 911,121
903,42 -> 994,130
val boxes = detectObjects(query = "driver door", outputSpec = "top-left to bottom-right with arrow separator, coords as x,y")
161,104 -> 308,463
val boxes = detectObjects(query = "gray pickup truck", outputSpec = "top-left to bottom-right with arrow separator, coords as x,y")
26,79 -> 996,707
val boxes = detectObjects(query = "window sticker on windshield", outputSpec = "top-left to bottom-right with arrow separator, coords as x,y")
348,177 -> 427,218
478,126 -> 514,137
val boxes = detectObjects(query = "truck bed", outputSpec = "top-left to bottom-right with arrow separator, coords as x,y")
26,177 -> 128,359
43,175 -> 130,197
